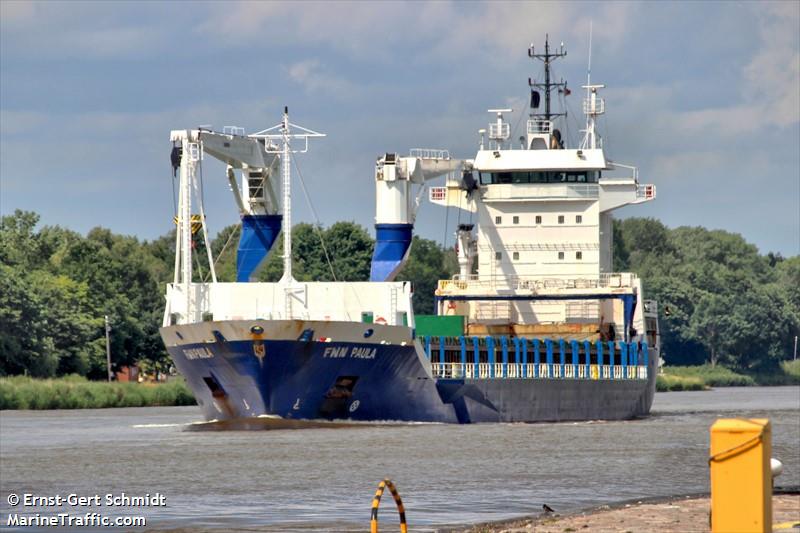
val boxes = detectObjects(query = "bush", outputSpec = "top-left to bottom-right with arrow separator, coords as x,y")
656,374 -> 706,392
663,364 -> 756,387
0,376 -> 195,410
780,359 -> 800,380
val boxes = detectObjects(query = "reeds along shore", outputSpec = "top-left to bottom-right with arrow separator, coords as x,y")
0,375 -> 196,410
656,360 -> 800,392
1,361 -> 797,409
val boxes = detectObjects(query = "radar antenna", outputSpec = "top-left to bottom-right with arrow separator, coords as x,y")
528,34 -> 568,123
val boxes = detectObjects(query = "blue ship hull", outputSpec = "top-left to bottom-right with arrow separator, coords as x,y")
161,320 -> 655,424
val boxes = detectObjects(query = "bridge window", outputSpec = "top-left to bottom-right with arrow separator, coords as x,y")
558,215 -> 565,224
535,215 -> 542,224
513,251 -> 520,260
495,252 -> 502,261
479,171 -> 599,184
495,216 -> 502,224
513,216 -> 519,224
576,251 -> 583,260
576,215 -> 582,224
558,251 -> 565,260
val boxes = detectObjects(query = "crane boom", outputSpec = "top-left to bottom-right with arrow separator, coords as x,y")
370,151 -> 462,282
170,128 -> 283,284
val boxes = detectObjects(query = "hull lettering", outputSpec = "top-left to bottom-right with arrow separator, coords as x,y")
182,347 -> 214,360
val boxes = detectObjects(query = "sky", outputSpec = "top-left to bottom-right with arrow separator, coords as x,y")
1,0 -> 798,256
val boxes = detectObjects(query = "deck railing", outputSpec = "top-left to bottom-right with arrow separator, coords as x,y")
527,119 -> 552,134
431,362 -> 647,380
438,272 -> 639,293
424,336 -> 649,381
409,148 -> 451,160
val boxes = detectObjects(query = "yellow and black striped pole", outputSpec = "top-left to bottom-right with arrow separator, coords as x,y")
370,478 -> 407,533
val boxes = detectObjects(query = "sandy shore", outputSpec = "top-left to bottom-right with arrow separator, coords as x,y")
449,494 -> 800,533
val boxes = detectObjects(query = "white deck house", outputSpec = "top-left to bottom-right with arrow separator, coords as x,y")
430,84 -> 655,333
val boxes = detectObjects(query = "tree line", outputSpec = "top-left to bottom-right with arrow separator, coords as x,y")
614,218 -> 799,371
1,209 -> 797,378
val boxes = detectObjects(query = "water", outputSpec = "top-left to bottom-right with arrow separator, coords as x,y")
1,387 -> 798,531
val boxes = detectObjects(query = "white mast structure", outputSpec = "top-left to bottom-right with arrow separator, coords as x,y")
171,133 -> 217,323
580,23 -> 604,150
251,107 -> 325,316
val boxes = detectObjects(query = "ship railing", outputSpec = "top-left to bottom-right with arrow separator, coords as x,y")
410,148 -> 451,160
636,184 -> 656,200
489,122 -> 510,140
527,119 -> 552,134
222,125 -> 246,136
426,337 -> 650,380
538,363 -> 549,378
583,97 -> 605,115
430,362 -> 648,381
608,161 -> 639,181
482,183 -> 599,200
439,273 -> 639,293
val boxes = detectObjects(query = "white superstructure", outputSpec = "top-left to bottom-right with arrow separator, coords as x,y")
430,37 -> 656,339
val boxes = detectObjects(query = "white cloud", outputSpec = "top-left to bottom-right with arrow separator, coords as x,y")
1,1 -> 173,60
285,59 -> 357,97
650,150 -> 726,183
658,2 -> 799,138
742,2 -> 800,127
198,1 -> 635,64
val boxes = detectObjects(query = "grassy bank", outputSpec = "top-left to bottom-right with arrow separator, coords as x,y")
656,373 -> 707,392
0,375 -> 196,410
657,361 -> 800,392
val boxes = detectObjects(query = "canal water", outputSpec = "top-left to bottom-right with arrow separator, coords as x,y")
1,386 -> 798,532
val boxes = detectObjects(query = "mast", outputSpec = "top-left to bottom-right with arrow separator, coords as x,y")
280,108 -> 293,283
173,134 -> 201,323
250,109 -> 325,315
580,25 -> 606,150
528,34 -> 568,123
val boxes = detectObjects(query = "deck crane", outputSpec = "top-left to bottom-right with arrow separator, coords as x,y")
370,150 -> 463,281
169,127 -> 282,286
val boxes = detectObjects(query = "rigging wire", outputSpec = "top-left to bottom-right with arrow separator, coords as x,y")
194,238 -> 204,281
291,147 -> 360,322
564,97 -> 583,148
211,224 -> 241,277
441,180 -> 450,250
291,151 -> 338,282
601,114 -> 611,158
198,154 -> 208,282
509,98 -> 528,147
171,173 -> 178,218
194,148 -> 217,284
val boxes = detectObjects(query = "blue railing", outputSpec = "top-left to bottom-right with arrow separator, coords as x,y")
423,336 -> 648,381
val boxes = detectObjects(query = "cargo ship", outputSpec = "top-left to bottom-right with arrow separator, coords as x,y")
160,37 -> 660,423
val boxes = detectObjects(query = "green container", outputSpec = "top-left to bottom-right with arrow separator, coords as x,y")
415,315 -> 465,337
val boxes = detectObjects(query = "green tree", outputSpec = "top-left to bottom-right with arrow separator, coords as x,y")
396,236 -> 456,315
0,210 -> 46,271
690,294 -> 736,367
28,271 -> 98,376
208,224 -> 240,282
258,222 -> 373,282
0,265 -> 59,376
616,217 -> 798,370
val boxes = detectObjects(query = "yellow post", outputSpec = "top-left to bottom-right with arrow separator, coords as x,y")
709,418 -> 772,533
